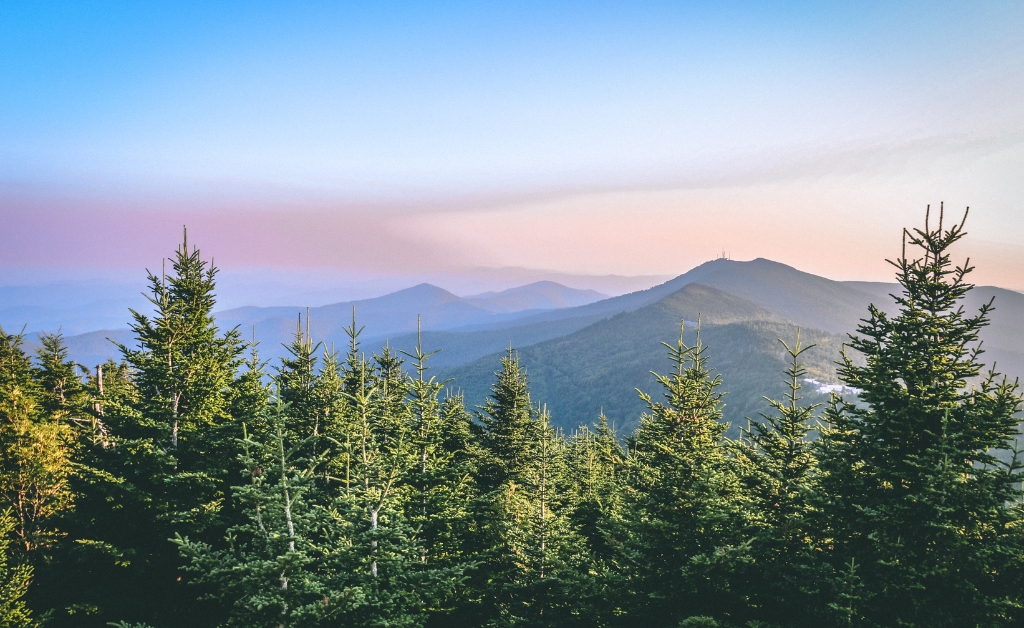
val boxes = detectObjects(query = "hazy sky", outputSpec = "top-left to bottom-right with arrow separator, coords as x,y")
2,1 -> 1023,287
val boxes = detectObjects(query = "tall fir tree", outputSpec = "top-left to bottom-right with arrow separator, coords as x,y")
0,327 -> 75,554
175,402 -> 365,628
734,332 -> 823,627
39,234 -> 246,627
34,331 -> 91,422
469,350 -> 587,627
475,349 -> 540,492
275,313 -> 323,441
616,322 -> 747,627
401,324 -> 479,611
562,415 -> 626,623
816,206 -> 1024,626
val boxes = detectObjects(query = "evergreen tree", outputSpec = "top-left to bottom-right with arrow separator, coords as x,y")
562,415 -> 625,622
475,349 -> 540,492
334,346 -> 422,628
175,402 -> 365,628
401,326 -> 479,607
276,314 -> 323,441
470,350 -> 587,627
228,335 -> 273,447
617,322 -> 747,627
0,327 -> 75,554
34,331 -> 90,422
816,207 -> 1024,626
121,231 -> 245,476
319,320 -> 466,628
0,510 -> 34,628
37,235 -> 245,627
564,414 -> 624,559
734,332 -> 822,626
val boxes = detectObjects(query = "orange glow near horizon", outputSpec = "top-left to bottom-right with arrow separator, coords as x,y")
3,173 -> 1021,291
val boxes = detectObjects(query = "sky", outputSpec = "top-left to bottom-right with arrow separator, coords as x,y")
2,1 -> 1023,290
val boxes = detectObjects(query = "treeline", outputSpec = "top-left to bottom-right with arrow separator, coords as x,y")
2,214 -> 1023,628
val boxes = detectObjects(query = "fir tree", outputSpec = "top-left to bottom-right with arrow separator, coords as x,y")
0,510 -> 34,628
175,402 -> 365,628
319,322 -> 465,628
562,415 -> 626,622
401,325 -> 478,581
816,206 -> 1024,626
470,350 -> 586,627
34,331 -> 90,422
564,414 -> 625,558
0,326 -> 75,554
475,349 -> 540,492
276,313 -> 323,441
121,230 -> 244,460
229,335 -> 273,446
39,234 -> 246,627
734,332 -> 822,626
618,322 -> 747,627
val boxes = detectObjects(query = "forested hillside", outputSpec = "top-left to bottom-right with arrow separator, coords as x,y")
2,213 -> 1023,628
439,283 -> 848,435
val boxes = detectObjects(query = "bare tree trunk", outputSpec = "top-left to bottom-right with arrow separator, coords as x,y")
371,509 -> 378,577
278,421 -> 295,625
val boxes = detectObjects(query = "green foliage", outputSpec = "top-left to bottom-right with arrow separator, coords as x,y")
0,327 -> 76,554
175,405 -> 365,628
616,322 -> 747,626
734,333 -> 823,626
31,234 -> 246,627
467,350 -> 590,627
0,510 -> 34,628
34,331 -> 90,420
816,207 -> 1024,626
9,212 -> 1024,628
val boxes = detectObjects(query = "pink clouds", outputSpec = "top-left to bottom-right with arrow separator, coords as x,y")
3,138 -> 1023,292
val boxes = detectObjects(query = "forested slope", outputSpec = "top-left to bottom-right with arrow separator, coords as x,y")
441,283 -> 847,434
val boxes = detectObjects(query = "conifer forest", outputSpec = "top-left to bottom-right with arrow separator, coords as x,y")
3,212 -> 1024,628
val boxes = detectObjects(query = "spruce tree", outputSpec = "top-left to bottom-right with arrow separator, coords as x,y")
317,321 -> 464,628
475,349 -> 539,492
175,402 -> 366,628
618,323 -> 746,627
563,415 -> 626,622
469,350 -> 586,627
564,414 -> 625,558
34,331 -> 90,422
228,335 -> 273,447
816,207 -> 1024,626
0,510 -> 34,628
336,346 -> 422,628
735,332 -> 822,626
41,234 -> 245,627
401,327 -> 478,589
276,314 -> 323,441
0,327 -> 75,554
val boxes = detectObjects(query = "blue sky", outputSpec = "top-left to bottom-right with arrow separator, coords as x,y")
2,1 -> 1023,285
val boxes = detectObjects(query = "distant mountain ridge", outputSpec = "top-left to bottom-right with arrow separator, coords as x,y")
16,259 -> 1024,433
464,281 -> 606,312
214,281 -> 608,361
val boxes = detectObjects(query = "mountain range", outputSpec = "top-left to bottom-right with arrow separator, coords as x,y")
12,258 -> 1024,436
